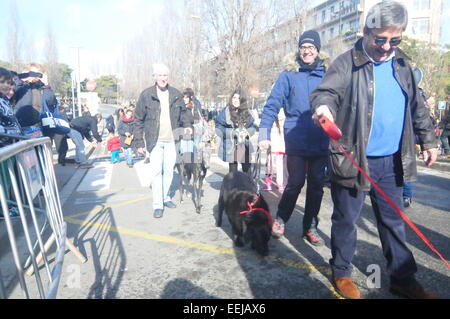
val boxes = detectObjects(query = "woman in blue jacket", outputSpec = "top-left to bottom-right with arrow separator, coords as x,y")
259,30 -> 329,246
215,89 -> 256,174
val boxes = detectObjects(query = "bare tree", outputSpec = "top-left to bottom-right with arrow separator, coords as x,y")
6,0 -> 25,71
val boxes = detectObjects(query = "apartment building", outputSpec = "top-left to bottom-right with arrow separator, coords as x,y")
305,0 -> 442,57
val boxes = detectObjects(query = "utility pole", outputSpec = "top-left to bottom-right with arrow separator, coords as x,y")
76,47 -> 82,118
71,71 -> 76,117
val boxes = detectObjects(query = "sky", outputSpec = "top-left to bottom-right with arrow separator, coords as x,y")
0,0 -> 449,79
0,0 -> 178,78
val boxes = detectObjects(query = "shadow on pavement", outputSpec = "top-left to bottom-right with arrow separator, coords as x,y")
161,278 -> 218,299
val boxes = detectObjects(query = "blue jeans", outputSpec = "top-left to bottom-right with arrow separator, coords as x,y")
68,129 -> 88,164
111,150 -> 121,163
124,148 -> 133,165
330,154 -> 417,284
148,141 -> 177,210
277,155 -> 327,232
403,181 -> 413,199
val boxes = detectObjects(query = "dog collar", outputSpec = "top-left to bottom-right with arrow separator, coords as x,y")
240,196 -> 273,227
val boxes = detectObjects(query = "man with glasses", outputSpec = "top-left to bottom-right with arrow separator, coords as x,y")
259,30 -> 329,247
311,1 -> 438,299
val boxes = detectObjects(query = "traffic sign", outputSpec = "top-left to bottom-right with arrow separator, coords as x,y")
86,80 -> 97,92
438,101 -> 446,110
250,87 -> 259,98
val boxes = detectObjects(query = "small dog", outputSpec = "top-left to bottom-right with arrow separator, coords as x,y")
216,171 -> 272,256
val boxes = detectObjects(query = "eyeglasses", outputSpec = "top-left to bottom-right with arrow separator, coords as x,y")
299,45 -> 317,52
372,35 -> 402,47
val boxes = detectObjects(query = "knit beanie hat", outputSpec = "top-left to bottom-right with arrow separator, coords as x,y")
298,30 -> 321,52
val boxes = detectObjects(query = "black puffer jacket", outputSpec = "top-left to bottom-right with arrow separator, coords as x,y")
134,85 -> 184,152
311,38 -> 437,191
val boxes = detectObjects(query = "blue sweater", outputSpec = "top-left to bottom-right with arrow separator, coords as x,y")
259,59 -> 329,156
366,59 -> 407,156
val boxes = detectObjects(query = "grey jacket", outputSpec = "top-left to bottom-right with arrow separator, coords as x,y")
311,38 -> 437,190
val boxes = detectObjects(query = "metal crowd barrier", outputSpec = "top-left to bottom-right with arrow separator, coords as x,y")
0,135 -> 70,299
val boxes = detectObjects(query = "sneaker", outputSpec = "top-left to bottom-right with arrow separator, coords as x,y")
403,197 -> 412,208
390,279 -> 439,299
303,229 -> 325,246
272,217 -> 285,238
153,209 -> 164,218
144,158 -> 150,164
164,201 -> 177,209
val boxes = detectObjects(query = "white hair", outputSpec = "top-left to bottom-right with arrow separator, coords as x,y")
365,1 -> 408,31
152,63 -> 170,76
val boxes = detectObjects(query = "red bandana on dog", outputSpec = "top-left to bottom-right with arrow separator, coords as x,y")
240,195 -> 272,227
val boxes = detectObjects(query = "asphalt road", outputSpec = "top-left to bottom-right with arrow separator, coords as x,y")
53,142 -> 450,300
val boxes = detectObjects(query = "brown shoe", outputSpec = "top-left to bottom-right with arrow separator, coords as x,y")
390,280 -> 439,299
332,277 -> 361,299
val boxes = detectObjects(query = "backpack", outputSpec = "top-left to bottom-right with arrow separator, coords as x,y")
40,93 -> 71,135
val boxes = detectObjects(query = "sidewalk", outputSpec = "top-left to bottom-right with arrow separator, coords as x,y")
417,154 -> 450,172
53,140 -> 96,192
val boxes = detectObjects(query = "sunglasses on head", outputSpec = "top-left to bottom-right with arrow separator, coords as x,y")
373,35 -> 402,47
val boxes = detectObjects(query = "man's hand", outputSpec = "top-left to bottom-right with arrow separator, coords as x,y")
259,140 -> 271,151
312,105 -> 334,125
423,148 -> 438,167
91,141 -> 98,148
137,147 -> 146,155
184,127 -> 193,135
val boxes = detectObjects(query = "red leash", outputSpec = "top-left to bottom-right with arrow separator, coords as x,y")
240,196 -> 273,227
319,116 -> 450,268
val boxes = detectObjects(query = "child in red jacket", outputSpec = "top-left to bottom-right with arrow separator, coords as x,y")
107,132 -> 121,163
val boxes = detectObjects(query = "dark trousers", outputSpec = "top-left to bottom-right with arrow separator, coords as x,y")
54,134 -> 68,165
440,129 -> 450,154
330,154 -> 417,283
229,162 -> 251,174
277,155 -> 327,232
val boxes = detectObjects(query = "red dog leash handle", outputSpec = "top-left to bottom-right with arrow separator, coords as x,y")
319,115 -> 450,268
319,115 -> 342,140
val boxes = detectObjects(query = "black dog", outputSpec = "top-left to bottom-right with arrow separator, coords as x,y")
177,152 -> 207,214
216,171 -> 272,256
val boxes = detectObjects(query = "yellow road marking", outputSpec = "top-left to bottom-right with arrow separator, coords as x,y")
76,187 -> 148,194
329,286 -> 346,299
67,195 -> 152,219
65,215 -> 338,292
65,195 -> 343,299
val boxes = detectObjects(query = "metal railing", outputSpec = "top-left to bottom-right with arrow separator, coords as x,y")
0,136 -> 69,298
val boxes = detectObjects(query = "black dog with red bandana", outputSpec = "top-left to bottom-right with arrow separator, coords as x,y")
217,171 -> 272,256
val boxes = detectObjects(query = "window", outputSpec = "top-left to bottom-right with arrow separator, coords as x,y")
412,18 -> 430,35
322,10 -> 326,23
330,27 -> 335,37
349,19 -> 359,31
413,0 -> 430,11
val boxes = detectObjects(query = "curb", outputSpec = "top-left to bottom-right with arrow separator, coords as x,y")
59,145 -> 96,207
417,160 -> 450,172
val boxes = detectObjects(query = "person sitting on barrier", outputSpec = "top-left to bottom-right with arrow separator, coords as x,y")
0,67 -> 23,219
13,63 -> 58,138
0,67 -> 23,146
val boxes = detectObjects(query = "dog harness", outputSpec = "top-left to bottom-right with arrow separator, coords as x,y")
239,195 -> 273,227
